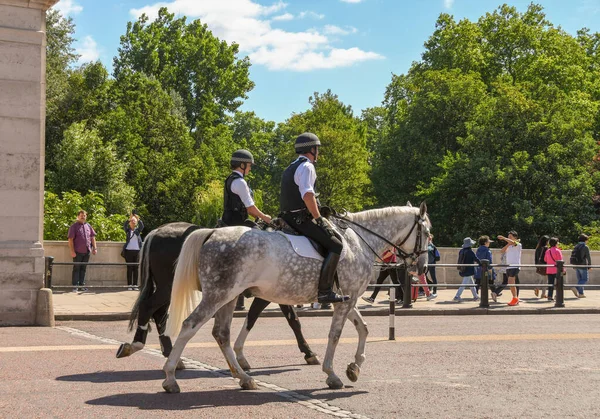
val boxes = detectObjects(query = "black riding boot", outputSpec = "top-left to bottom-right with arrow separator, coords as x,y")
317,253 -> 349,304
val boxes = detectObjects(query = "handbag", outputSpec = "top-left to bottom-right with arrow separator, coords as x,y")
536,266 -> 547,276
120,245 -> 126,259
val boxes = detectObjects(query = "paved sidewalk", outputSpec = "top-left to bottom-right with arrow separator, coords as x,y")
53,285 -> 600,321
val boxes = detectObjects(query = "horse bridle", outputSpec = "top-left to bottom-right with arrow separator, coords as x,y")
332,212 -> 429,264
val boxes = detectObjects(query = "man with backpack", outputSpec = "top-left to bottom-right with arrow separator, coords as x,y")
453,237 -> 480,302
571,234 -> 592,298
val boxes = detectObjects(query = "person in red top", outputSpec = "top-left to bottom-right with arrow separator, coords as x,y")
361,249 -> 404,304
544,237 -> 563,301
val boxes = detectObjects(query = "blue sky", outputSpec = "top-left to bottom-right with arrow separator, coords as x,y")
54,0 -> 600,124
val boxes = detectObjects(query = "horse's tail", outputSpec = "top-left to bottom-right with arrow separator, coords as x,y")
165,228 -> 214,338
127,231 -> 154,332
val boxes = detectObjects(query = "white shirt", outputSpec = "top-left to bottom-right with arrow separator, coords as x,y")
505,242 -> 522,267
293,158 -> 316,199
230,171 -> 255,208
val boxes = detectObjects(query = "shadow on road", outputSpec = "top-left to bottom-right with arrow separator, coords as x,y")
86,389 -> 290,410
56,369 -> 213,383
57,367 -> 302,384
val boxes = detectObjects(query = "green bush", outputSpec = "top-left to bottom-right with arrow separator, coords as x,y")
44,190 -> 127,241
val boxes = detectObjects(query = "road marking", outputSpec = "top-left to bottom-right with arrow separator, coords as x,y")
4,332 -> 600,353
53,326 -> 371,419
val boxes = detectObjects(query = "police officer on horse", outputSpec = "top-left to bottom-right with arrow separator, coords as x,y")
222,149 -> 272,227
223,149 -> 272,310
280,133 -> 350,304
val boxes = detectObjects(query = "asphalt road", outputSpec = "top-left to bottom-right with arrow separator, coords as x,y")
3,315 -> 600,418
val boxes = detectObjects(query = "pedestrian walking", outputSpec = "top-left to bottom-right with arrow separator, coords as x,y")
426,234 -> 440,294
544,237 -> 563,301
474,235 -> 497,301
571,234 -> 592,298
534,235 -> 549,299
361,249 -> 404,304
454,237 -> 480,302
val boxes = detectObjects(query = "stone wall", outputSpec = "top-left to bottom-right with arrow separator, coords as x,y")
42,242 -> 600,287
0,0 -> 58,325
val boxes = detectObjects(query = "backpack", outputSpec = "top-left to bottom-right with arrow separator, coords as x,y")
457,249 -> 467,273
570,244 -> 585,265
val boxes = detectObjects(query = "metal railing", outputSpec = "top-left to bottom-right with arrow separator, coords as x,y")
44,256 -> 139,289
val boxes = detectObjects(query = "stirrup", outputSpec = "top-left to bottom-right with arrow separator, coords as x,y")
317,290 -> 350,304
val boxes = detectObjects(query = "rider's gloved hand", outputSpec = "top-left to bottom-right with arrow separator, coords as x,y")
316,216 -> 337,239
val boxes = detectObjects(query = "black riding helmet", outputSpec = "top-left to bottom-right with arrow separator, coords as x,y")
230,149 -> 254,170
295,132 -> 321,155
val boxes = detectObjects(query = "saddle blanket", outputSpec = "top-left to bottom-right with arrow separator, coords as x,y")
277,232 -> 347,261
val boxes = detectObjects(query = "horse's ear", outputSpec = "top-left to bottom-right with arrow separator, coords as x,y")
406,201 -> 412,207
419,201 -> 427,216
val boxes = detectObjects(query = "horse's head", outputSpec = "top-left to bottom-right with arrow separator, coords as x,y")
400,201 -> 431,276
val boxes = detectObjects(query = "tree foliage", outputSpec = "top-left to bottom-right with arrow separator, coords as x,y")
113,7 -> 254,132
376,3 -> 600,247
44,190 -> 127,241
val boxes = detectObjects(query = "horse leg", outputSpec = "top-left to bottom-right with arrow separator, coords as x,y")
279,304 -> 320,365
162,299 -> 218,393
116,295 -> 157,358
214,298 -> 258,390
322,302 -> 353,389
234,297 -> 270,371
344,306 -> 368,383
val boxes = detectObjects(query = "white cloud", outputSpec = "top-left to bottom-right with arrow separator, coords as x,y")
340,0 -> 364,3
272,13 -> 294,21
323,25 -> 357,36
75,36 -> 100,64
298,11 -> 325,20
53,0 -> 83,15
130,0 -> 383,71
444,0 -> 455,9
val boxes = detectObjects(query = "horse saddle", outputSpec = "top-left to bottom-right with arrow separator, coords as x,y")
272,218 -> 346,261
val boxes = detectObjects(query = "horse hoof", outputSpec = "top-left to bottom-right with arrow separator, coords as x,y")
176,359 -> 186,370
305,355 -> 321,365
240,378 -> 258,390
326,376 -> 344,389
346,362 -> 360,382
162,379 -> 180,393
237,357 -> 252,371
116,343 -> 131,358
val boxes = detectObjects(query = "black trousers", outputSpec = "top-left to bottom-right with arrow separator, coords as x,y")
281,215 -> 343,255
124,249 -> 140,286
426,266 -> 438,294
370,267 -> 404,300
72,252 -> 90,286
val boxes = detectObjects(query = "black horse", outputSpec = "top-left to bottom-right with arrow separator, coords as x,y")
116,222 -> 319,366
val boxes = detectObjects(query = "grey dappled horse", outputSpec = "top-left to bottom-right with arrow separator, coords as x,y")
116,222 -> 319,365
163,203 -> 430,393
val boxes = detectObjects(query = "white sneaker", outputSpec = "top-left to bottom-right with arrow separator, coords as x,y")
128,287 -> 133,291
73,287 -> 78,293
427,293 -> 437,301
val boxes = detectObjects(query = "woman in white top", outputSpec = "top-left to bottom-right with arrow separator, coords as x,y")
123,215 -> 144,290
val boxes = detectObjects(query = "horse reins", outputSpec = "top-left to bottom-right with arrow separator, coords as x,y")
331,212 -> 428,264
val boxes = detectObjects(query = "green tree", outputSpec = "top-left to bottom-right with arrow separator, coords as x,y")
274,91 -> 372,212
45,10 -> 80,161
113,7 -> 254,133
47,122 -> 135,215
44,190 -> 127,241
98,71 -> 202,230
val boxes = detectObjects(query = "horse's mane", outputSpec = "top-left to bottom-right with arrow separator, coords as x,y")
346,206 -> 417,223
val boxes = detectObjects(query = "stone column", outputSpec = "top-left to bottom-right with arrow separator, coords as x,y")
0,0 -> 58,325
